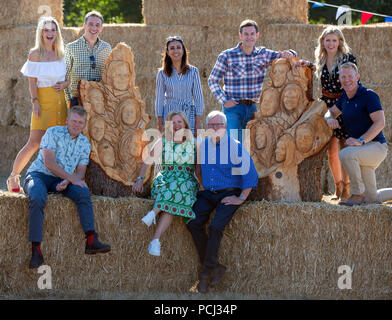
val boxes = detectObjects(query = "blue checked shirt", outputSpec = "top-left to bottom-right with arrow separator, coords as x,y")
27,126 -> 91,177
208,43 -> 281,104
200,134 -> 258,191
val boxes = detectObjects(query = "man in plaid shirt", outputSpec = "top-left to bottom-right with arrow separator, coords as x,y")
65,11 -> 111,106
208,19 -> 295,142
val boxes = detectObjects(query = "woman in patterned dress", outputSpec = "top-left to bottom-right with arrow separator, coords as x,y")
7,17 -> 68,193
132,111 -> 200,256
299,26 -> 357,201
155,36 -> 204,136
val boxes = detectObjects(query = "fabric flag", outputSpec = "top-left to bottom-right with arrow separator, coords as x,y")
336,6 -> 350,20
312,2 -> 326,8
385,16 -> 392,23
361,12 -> 373,24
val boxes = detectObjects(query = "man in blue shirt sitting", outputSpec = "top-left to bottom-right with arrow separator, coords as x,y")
23,105 -> 111,268
324,62 -> 388,206
188,110 -> 258,293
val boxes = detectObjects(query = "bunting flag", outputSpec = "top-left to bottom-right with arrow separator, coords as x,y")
312,2 -> 326,8
336,6 -> 350,20
308,1 -> 391,24
361,12 -> 373,24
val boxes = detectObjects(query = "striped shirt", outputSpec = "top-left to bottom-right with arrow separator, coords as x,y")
155,65 -> 204,133
64,36 -> 111,101
208,43 -> 281,104
200,134 -> 258,191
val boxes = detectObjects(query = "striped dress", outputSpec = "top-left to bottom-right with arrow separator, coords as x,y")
155,65 -> 204,134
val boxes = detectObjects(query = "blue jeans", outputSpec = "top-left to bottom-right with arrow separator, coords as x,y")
222,103 -> 257,143
187,189 -> 241,275
23,172 -> 95,242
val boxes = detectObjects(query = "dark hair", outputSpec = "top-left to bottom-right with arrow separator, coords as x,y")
162,37 -> 189,77
69,105 -> 87,118
239,19 -> 259,34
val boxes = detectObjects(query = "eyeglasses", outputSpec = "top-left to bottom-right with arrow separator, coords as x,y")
166,35 -> 182,42
90,55 -> 96,69
207,123 -> 225,128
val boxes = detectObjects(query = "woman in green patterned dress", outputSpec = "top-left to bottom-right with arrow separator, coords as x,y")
132,111 -> 201,256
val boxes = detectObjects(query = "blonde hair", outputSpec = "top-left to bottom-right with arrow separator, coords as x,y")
314,26 -> 351,77
165,111 -> 192,141
32,16 -> 64,61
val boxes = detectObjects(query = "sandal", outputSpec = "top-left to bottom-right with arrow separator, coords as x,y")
331,181 -> 343,200
341,182 -> 350,202
7,173 -> 23,193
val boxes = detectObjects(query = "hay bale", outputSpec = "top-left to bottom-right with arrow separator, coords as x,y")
0,126 -> 30,175
142,0 -> 308,27
0,0 -> 63,28
0,192 -> 391,298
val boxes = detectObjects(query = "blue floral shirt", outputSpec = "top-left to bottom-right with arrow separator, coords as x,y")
27,126 -> 91,177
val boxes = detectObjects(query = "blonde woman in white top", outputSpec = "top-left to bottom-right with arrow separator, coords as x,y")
7,17 -> 69,192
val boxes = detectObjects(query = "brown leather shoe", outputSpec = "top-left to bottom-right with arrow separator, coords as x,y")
197,274 -> 210,293
339,193 -> 365,206
210,264 -> 227,287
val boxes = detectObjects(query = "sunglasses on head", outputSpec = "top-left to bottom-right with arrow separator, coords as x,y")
166,35 -> 182,42
90,55 -> 96,69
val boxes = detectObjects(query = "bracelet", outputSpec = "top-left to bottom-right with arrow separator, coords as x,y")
136,176 -> 144,182
31,97 -> 38,104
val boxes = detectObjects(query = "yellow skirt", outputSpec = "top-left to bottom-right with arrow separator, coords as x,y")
31,87 -> 68,130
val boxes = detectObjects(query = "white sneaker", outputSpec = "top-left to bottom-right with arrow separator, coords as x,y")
148,239 -> 161,256
142,210 -> 156,227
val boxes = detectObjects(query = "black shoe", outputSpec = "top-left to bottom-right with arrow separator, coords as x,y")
210,264 -> 227,287
29,246 -> 44,269
197,274 -> 210,294
85,233 -> 111,254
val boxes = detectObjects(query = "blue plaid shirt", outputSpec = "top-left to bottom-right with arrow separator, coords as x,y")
200,134 -> 258,191
208,43 -> 281,104
27,126 -> 91,177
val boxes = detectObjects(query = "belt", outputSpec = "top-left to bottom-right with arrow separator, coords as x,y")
238,99 -> 255,105
209,188 -> 240,194
321,90 -> 343,99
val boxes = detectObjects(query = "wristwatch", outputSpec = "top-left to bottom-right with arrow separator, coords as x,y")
239,194 -> 246,201
358,137 -> 366,145
31,97 -> 38,104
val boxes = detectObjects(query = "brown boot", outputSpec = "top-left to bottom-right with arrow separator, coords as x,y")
339,193 -> 365,206
331,181 -> 343,200
340,182 -> 350,202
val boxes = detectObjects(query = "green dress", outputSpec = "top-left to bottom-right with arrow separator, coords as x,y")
151,138 -> 199,223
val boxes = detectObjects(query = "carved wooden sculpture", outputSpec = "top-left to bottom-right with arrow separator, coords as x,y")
248,58 -> 332,201
79,42 -> 151,197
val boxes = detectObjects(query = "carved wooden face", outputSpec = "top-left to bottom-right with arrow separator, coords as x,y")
275,137 -> 286,163
98,141 -> 115,167
296,124 -> 314,153
108,61 -> 130,91
121,99 -> 139,126
282,84 -> 301,111
89,116 -> 105,142
271,61 -> 290,88
255,126 -> 267,149
260,89 -> 280,117
89,88 -> 105,114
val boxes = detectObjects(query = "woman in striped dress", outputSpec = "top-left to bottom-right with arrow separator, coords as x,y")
155,36 -> 204,136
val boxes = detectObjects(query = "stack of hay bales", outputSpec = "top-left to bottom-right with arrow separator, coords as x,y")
0,0 -> 391,193
0,191 -> 391,298
0,0 -> 72,174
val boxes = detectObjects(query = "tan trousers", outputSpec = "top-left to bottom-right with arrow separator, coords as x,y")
339,142 -> 388,202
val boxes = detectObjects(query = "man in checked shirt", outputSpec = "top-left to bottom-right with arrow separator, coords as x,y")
208,19 -> 296,143
65,11 -> 112,107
